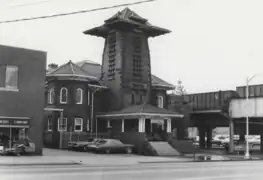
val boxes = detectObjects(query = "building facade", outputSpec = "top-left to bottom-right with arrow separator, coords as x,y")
0,45 -> 46,154
43,8 -> 185,149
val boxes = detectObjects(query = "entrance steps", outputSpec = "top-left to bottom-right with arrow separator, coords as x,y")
148,141 -> 180,156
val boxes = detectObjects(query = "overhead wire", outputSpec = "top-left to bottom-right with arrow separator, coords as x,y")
0,0 -> 55,9
0,0 -> 158,24
7,0 -> 54,8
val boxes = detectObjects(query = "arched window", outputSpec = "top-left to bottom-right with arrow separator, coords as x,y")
76,88 -> 83,104
60,87 -> 68,104
48,88 -> 55,104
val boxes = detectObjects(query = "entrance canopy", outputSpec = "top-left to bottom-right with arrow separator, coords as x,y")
0,116 -> 30,128
97,103 -> 183,119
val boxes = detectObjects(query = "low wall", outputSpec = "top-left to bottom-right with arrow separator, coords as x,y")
43,131 -> 60,149
168,138 -> 195,154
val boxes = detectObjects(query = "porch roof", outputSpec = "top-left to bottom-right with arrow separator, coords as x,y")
97,103 -> 184,118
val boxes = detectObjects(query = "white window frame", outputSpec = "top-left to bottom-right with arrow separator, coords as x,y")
48,88 -> 55,104
76,88 -> 83,104
47,118 -> 53,131
74,118 -> 83,132
60,87 -> 68,104
58,118 -> 67,132
157,96 -> 164,108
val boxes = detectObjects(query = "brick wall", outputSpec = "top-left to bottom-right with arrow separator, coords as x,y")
0,45 -> 46,154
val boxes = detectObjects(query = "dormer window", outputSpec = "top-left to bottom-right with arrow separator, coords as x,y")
60,87 -> 68,104
76,88 -> 83,104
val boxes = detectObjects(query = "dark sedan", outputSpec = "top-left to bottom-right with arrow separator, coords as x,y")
68,138 -> 100,151
87,139 -> 134,154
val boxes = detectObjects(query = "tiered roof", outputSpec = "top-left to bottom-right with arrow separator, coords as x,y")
83,8 -> 171,37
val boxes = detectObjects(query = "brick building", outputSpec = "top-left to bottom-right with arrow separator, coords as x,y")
44,8 -> 185,148
0,45 -> 46,154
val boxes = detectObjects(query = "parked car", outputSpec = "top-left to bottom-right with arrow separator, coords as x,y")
68,138 -> 100,151
0,139 -> 36,156
87,139 -> 134,154
14,139 -> 36,155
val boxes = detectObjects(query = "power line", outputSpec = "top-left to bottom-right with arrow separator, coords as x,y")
7,0 -> 53,8
0,0 -> 54,10
0,0 -> 158,24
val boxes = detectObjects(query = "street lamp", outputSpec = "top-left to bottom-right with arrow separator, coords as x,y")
244,74 -> 257,159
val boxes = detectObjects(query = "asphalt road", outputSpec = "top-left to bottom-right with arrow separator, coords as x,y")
1,161 -> 263,180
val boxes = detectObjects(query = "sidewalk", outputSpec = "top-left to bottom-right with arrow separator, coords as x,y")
1,148 -> 261,166
0,148 -> 193,166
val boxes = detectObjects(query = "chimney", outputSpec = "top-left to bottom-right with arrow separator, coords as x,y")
47,63 -> 58,72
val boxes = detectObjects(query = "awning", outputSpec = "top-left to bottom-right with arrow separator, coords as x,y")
0,116 -> 30,128
97,103 -> 183,119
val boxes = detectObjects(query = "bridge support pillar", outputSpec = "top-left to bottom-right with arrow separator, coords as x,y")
206,127 -> 212,149
198,126 -> 206,149
229,118 -> 234,153
260,132 -> 263,154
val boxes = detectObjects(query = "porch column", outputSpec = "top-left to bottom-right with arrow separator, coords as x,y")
166,118 -> 172,133
121,119 -> 124,133
139,117 -> 145,132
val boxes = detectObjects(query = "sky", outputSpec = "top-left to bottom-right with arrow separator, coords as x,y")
1,0 -> 263,94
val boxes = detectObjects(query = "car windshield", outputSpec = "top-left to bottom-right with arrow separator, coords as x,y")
95,140 -> 107,144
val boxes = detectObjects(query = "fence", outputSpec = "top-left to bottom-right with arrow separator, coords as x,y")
61,132 -> 109,149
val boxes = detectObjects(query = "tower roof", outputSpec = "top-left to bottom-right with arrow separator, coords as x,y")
83,8 -> 170,37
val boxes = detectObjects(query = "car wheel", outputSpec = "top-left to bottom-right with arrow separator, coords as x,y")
126,147 -> 132,154
105,148 -> 111,154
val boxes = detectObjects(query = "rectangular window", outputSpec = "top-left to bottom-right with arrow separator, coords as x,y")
5,65 -> 18,90
131,94 -> 135,105
58,118 -> 67,132
87,119 -> 90,131
87,90 -> 90,106
0,65 -> 19,91
47,118 -> 52,131
157,96 -> 164,108
74,118 -> 83,132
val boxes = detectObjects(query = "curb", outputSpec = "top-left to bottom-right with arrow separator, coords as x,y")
0,162 -> 82,166
138,158 -> 263,164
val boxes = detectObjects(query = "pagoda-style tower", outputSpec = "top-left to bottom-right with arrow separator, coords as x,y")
84,8 -> 170,111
